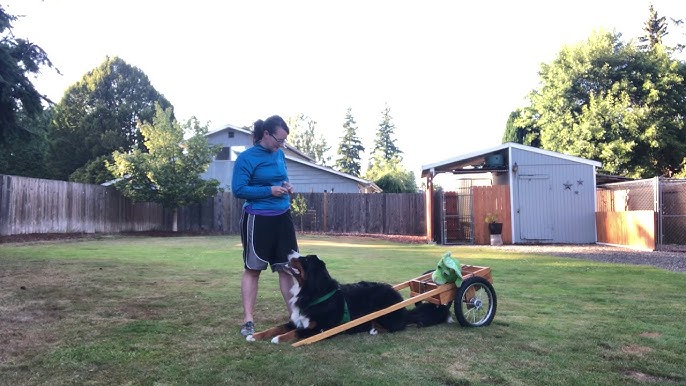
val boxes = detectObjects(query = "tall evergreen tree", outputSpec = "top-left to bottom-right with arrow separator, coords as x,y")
369,104 -> 402,167
364,104 -> 417,192
638,5 -> 668,51
334,107 -> 364,176
47,56 -> 172,182
0,109 -> 52,178
0,6 -> 57,178
0,5 -> 56,141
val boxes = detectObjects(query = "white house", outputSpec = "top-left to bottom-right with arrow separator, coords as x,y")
203,124 -> 381,193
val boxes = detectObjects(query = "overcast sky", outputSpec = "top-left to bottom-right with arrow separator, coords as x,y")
4,0 -> 685,181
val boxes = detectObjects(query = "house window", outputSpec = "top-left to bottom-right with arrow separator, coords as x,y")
216,146 -> 246,161
228,131 -> 235,138
216,147 -> 231,160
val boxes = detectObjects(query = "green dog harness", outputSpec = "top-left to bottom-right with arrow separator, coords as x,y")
308,288 -> 351,324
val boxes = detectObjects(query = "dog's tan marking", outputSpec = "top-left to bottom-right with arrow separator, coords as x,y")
248,324 -> 293,342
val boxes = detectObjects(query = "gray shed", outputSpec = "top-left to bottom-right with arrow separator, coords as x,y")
421,143 -> 602,244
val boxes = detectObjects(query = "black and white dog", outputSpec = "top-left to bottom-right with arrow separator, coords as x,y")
248,252 -> 451,343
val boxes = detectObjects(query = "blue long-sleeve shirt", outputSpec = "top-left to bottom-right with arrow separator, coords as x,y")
231,144 -> 291,213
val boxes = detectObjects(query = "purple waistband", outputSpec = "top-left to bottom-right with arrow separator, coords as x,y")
244,205 -> 288,216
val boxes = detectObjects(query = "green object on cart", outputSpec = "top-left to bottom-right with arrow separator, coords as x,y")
432,251 -> 462,285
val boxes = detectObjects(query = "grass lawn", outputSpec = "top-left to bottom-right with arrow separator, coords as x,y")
1,234 -> 685,385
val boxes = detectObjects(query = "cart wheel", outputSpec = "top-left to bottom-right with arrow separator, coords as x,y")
454,276 -> 497,327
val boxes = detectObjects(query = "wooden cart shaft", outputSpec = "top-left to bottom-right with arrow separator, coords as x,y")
291,264 -> 492,347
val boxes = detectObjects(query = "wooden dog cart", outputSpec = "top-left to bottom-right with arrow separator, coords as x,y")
291,264 -> 496,347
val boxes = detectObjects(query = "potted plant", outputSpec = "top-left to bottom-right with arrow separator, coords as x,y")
485,212 -> 502,235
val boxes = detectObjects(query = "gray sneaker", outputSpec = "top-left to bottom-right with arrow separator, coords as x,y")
240,321 -> 255,337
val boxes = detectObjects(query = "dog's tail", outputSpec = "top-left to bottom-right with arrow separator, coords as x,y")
406,301 -> 453,327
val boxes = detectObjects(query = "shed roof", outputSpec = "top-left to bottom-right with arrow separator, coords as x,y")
421,142 -> 602,177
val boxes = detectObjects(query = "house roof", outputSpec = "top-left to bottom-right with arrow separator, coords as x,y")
207,124 -> 316,162
208,123 -> 381,193
285,156 -> 382,193
421,142 -> 602,178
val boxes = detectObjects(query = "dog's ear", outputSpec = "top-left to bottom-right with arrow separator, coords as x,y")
307,255 -> 333,282
305,255 -> 326,270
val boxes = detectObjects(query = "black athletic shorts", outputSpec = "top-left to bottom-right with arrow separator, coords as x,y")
240,210 -> 298,272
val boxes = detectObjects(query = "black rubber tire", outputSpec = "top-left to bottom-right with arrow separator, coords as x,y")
454,276 -> 497,327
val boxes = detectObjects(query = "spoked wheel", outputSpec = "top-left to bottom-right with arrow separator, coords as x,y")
454,276 -> 497,327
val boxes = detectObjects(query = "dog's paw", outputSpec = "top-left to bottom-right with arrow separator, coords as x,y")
271,336 -> 281,344
447,315 -> 455,324
245,335 -> 256,342
369,328 -> 379,335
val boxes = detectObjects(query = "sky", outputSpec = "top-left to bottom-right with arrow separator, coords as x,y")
3,0 -> 685,183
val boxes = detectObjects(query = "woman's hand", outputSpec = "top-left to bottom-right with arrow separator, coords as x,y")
270,186 -> 290,196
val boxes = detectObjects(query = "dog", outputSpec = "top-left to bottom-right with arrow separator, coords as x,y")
247,251 -> 452,343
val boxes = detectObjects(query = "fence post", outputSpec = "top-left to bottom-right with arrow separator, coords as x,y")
653,176 -> 663,249
322,191 -> 327,232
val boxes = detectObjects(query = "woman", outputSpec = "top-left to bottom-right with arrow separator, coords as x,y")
231,115 -> 298,337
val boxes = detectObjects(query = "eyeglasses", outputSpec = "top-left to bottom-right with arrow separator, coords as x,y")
269,133 -> 287,145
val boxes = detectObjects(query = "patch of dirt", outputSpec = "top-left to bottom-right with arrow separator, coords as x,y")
1,231 -> 428,245
301,232 -> 429,244
625,370 -> 673,383
640,332 -> 662,338
0,232 -> 102,244
0,264 -> 69,364
0,231 -> 220,245
621,345 -> 653,356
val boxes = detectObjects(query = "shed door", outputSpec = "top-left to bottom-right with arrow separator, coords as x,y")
517,174 -> 553,240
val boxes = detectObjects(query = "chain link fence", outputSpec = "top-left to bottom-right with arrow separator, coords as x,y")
597,177 -> 686,248
659,179 -> 686,246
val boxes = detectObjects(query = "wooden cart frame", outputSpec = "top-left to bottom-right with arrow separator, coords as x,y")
292,264 -> 496,347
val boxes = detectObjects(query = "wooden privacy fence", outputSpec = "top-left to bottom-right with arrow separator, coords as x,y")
176,192 -> 426,236
1,174 -> 167,236
472,185 -> 511,245
1,175 -> 425,237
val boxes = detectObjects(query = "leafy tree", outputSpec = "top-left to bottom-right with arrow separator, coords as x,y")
365,160 -> 417,193
0,5 -> 56,142
517,29 -> 686,178
290,194 -> 308,231
502,108 -> 541,147
107,103 -> 220,210
369,104 -> 402,168
69,155 -> 116,184
334,107 -> 365,176
287,114 -> 330,165
47,56 -> 172,182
